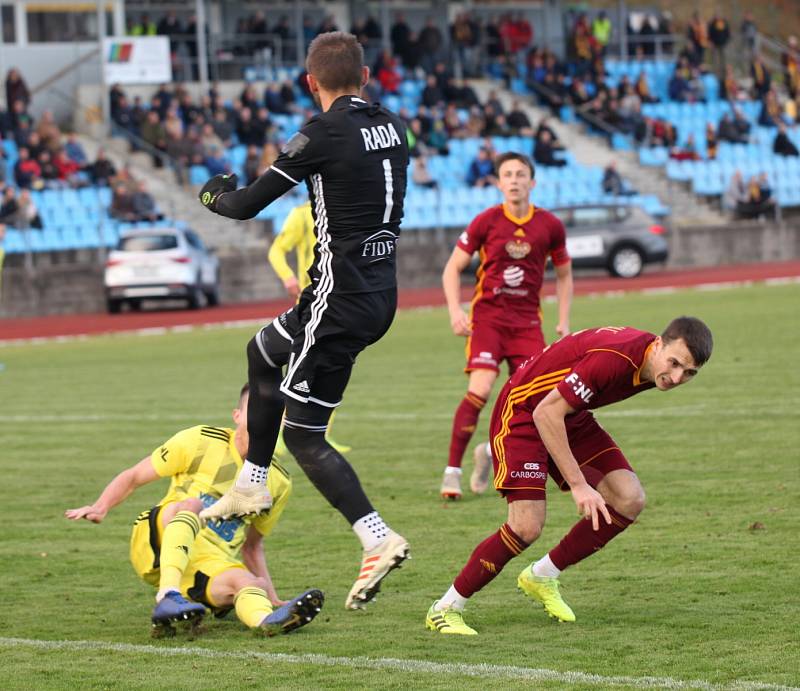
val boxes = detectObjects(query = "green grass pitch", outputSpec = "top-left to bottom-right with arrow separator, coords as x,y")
0,283 -> 798,690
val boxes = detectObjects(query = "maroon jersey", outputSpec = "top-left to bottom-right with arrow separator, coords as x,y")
457,203 -> 570,328
496,326 -> 657,430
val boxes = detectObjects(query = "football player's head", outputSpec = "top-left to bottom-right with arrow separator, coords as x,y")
233,383 -> 250,456
495,152 -> 535,205
306,31 -> 369,101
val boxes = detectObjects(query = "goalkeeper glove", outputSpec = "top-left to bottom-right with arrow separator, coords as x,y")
199,173 -> 238,212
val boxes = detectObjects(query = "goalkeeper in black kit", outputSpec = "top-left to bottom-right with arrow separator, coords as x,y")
198,31 -> 410,610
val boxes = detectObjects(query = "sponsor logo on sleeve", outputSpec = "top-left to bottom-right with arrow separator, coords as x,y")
565,372 -> 594,403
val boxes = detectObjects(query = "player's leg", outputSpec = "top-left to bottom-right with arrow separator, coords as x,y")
524,420 -> 639,619
201,310 -> 297,521
470,327 -> 547,495
149,499 -> 207,629
427,498 -> 543,635
207,568 -> 324,635
443,355 -> 498,500
282,394 -> 410,610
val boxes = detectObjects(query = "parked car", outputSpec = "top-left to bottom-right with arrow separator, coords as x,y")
104,227 -> 220,313
554,205 -> 668,278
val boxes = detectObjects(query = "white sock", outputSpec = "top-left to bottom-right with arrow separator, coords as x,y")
436,585 -> 468,611
352,511 -> 389,551
444,466 -> 462,475
235,459 -> 268,489
155,588 -> 178,603
531,554 -> 561,578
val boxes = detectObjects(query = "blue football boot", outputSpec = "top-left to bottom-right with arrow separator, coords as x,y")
151,591 -> 206,637
259,589 -> 324,636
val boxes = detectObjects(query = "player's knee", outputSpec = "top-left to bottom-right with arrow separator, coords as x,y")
283,426 -> 326,459
174,497 -> 203,515
513,522 -> 542,545
247,335 -> 279,373
615,486 -> 646,519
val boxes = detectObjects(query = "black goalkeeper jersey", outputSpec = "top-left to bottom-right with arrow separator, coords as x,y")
216,95 -> 408,294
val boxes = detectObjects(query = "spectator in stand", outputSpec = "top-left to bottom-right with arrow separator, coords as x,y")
53,148 -> 85,187
782,36 -> 800,100
722,170 -> 748,213
707,13 -> 730,78
157,10 -> 183,58
635,72 -> 659,103
129,13 -> 156,36
412,155 -> 437,189
421,75 -> 445,109
568,77 -> 592,107
602,161 -> 636,196
13,146 -> 42,189
37,150 -> 61,187
751,55 -> 771,100
773,123 -> 800,156
451,12 -> 481,78
533,129 -> 566,167
718,112 -> 748,144
5,68 -> 30,112
64,134 -> 87,167
466,147 -> 497,187
571,13 -> 596,77
203,143 -> 230,177
721,65 -> 746,102
592,12 -> 612,56
0,187 -> 42,229
537,72 -> 568,116
110,183 -> 138,222
264,83 -> 289,115
419,18 -> 444,73
84,148 -> 117,186
131,181 -> 163,222
390,12 -> 411,59
10,99 -> 33,134
140,110 -> 168,167
507,100 -> 534,136
0,185 -> 18,225
758,89 -> 782,127
686,12 -> 708,67
211,109 -> 234,148
669,133 -> 700,161
740,12 -> 757,60
705,122 -> 718,160
740,174 -> 777,219
376,52 -> 401,95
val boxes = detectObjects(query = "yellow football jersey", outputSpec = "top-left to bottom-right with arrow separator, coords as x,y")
267,202 -> 315,292
149,425 -> 291,558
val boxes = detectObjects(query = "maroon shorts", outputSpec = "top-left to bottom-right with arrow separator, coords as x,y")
489,409 -> 633,502
465,322 -> 545,375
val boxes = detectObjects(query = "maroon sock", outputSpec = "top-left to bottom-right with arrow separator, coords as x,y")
453,523 -> 529,598
549,506 -> 634,571
447,392 -> 486,469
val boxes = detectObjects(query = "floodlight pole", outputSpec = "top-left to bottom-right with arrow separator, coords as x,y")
97,0 -> 109,135
196,0 -> 209,92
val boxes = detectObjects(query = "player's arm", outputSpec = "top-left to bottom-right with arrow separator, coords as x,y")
241,525 -> 286,606
553,259 -> 573,337
532,389 -> 611,530
267,210 -> 302,298
64,456 -> 159,523
442,246 -> 473,336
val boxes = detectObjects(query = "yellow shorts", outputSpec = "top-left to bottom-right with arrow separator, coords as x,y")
129,504 -> 246,611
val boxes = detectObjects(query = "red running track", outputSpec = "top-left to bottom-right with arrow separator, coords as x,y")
1,260 -> 798,342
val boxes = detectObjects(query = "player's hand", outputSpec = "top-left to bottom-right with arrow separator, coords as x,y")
449,309 -> 472,336
199,173 -> 238,212
283,276 -> 300,299
64,505 -> 107,523
569,482 -> 611,531
556,322 -> 570,338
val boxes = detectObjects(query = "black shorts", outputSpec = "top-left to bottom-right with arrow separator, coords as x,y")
254,287 -> 397,408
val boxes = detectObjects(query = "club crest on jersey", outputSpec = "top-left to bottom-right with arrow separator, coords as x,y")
505,239 -> 531,259
360,123 -> 402,151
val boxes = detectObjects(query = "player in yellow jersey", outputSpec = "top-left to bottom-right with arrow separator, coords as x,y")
65,384 -> 324,637
268,200 -> 351,455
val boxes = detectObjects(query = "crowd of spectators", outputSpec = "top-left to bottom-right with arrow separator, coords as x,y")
723,170 -> 777,219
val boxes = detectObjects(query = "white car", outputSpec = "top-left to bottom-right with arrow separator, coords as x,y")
104,227 -> 220,313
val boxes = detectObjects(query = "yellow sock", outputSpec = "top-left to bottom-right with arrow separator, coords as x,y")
234,586 -> 273,628
158,511 -> 201,593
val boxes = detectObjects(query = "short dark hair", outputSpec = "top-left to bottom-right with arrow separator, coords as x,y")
661,317 -> 713,366
238,383 -> 249,406
495,151 -> 535,179
306,31 -> 364,92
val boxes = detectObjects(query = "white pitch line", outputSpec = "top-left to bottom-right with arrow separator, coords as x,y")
0,637 -> 794,690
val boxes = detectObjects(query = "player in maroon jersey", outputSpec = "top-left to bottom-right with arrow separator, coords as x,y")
425,317 -> 713,635
440,152 -> 573,500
